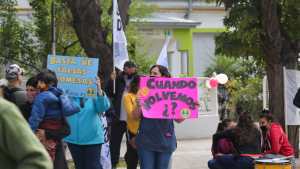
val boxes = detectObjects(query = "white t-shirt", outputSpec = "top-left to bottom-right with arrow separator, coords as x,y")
119,78 -> 132,121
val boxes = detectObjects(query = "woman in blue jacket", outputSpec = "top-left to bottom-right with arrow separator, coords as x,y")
64,78 -> 110,169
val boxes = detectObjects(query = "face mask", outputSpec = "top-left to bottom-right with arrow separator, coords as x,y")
260,126 -> 268,132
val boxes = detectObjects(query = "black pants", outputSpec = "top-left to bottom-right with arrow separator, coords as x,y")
68,143 -> 102,169
110,120 -> 127,167
125,132 -> 138,169
54,141 -> 69,169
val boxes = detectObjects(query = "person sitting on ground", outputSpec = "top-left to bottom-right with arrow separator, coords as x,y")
259,110 -> 294,157
0,97 -> 53,169
208,113 -> 262,169
211,119 -> 236,158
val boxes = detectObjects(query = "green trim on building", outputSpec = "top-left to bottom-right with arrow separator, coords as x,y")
173,27 -> 225,76
173,29 -> 194,76
191,28 -> 226,33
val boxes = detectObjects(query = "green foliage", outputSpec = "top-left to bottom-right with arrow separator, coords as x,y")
215,0 -> 299,60
99,0 -> 156,74
29,0 -> 84,64
0,0 -> 41,74
205,55 -> 264,118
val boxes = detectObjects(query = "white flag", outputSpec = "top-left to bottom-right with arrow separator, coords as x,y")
156,36 -> 171,68
113,0 -> 129,71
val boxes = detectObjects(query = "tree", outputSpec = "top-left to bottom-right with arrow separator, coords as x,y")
211,0 -> 300,156
205,55 -> 264,119
29,0 -> 154,82
0,0 -> 41,73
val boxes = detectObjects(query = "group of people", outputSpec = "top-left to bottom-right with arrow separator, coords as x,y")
0,62 -> 298,169
208,111 -> 295,169
0,62 -> 181,169
0,64 -> 110,169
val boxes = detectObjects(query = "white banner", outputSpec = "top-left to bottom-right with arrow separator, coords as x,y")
284,68 -> 300,125
113,0 -> 129,71
100,113 -> 112,169
156,36 -> 171,68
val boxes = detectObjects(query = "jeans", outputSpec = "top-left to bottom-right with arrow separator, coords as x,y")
208,155 -> 254,169
138,148 -> 172,169
68,143 -> 102,169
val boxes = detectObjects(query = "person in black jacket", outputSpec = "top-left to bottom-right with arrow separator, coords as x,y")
208,113 -> 261,169
106,61 -> 138,168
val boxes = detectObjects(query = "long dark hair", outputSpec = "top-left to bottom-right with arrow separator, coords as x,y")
234,113 -> 258,145
150,65 -> 171,78
259,109 -> 274,122
216,119 -> 234,133
128,75 -> 140,94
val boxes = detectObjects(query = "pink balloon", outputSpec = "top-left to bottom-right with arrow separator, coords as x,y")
209,79 -> 218,88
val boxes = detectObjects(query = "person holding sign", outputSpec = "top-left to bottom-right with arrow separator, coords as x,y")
134,65 -> 183,169
64,77 -> 110,169
123,75 -> 140,169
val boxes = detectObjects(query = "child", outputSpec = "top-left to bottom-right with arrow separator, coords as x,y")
29,69 -> 68,160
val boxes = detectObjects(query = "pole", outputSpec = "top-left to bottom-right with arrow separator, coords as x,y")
51,0 -> 56,57
112,0 -> 116,94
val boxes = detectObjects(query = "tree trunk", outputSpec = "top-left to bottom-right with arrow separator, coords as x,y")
261,0 -> 299,157
265,63 -> 285,126
261,0 -> 284,126
65,0 -> 130,84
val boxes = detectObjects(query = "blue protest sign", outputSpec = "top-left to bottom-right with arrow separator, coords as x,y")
47,55 -> 99,98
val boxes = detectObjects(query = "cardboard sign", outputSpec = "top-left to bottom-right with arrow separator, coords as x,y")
47,55 -> 99,98
139,77 -> 198,119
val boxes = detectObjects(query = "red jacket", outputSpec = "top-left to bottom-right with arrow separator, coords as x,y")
264,123 -> 294,156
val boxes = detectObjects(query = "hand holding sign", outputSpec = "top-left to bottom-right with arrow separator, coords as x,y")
139,77 -> 198,119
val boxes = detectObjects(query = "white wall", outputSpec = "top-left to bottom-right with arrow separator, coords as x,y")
193,33 -> 216,77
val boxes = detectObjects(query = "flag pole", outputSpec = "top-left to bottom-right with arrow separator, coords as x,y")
113,0 -> 116,94
51,0 -> 56,57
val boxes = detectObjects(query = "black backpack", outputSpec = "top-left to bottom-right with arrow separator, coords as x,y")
2,86 -> 23,103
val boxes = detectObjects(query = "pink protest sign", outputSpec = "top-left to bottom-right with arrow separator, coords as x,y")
138,77 -> 199,119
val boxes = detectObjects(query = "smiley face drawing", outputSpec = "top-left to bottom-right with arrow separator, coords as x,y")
180,108 -> 191,119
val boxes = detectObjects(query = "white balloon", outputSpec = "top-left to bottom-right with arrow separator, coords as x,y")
216,73 -> 228,84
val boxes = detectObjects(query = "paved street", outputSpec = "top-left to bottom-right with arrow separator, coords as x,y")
118,138 -> 213,169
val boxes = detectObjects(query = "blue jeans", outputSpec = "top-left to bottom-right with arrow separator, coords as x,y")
138,148 -> 172,169
68,143 -> 102,169
208,155 -> 254,169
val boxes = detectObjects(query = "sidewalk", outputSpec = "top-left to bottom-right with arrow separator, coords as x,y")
118,138 -> 211,169
119,138 -> 300,169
